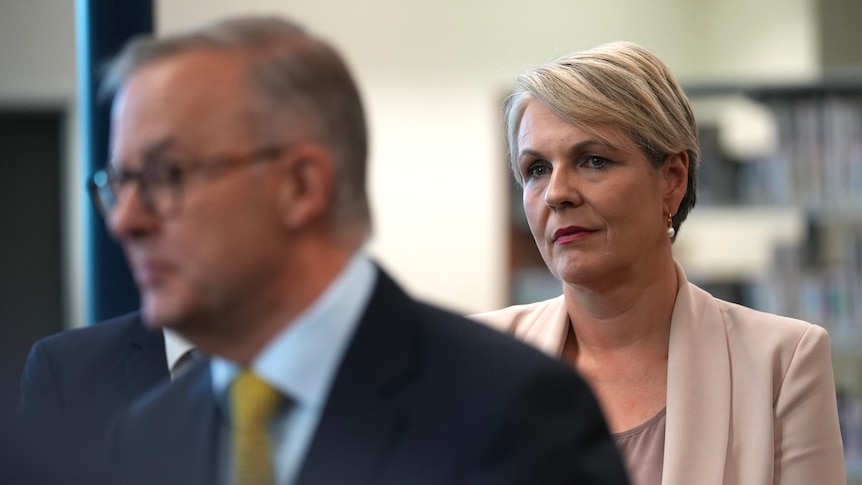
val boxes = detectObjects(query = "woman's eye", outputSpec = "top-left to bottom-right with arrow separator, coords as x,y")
525,163 -> 549,178
583,155 -> 609,169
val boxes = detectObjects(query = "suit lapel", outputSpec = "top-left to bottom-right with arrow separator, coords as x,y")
295,269 -> 420,485
124,315 -> 169,402
663,264 -> 731,485
179,362 -> 222,485
122,359 -> 221,485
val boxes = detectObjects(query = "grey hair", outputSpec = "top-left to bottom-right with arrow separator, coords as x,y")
102,16 -> 370,240
503,41 -> 699,240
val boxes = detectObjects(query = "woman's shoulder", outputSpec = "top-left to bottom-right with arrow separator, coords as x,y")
718,295 -> 823,334
690,282 -> 830,351
468,295 -> 566,333
468,296 -> 570,356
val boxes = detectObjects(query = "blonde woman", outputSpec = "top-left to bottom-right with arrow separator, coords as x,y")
473,41 -> 846,485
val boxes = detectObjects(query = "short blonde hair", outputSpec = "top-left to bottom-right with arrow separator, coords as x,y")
503,41 -> 699,237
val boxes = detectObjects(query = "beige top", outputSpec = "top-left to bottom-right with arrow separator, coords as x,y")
470,261 -> 846,485
614,407 -> 666,485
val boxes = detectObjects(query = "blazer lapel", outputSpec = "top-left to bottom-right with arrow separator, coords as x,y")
295,269 -> 419,485
662,263 -> 731,485
179,362 -> 222,485
518,295 -> 570,357
113,359 -> 220,485
124,315 -> 169,400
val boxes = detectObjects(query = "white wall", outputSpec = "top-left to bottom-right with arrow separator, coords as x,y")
0,0 -> 76,103
684,0 -> 819,84
0,0 -> 823,324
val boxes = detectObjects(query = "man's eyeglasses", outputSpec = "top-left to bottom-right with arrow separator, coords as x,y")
89,146 -> 284,220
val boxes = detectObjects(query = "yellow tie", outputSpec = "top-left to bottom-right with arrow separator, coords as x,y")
230,370 -> 282,485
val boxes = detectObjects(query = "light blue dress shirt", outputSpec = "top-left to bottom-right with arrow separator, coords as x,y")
210,252 -> 377,485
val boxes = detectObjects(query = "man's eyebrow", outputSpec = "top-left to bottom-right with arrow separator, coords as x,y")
140,138 -> 176,159
109,138 -> 177,169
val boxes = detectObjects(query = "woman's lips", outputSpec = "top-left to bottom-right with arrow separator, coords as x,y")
553,226 -> 594,244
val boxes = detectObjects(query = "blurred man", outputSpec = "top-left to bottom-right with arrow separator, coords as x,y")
17,313 -> 194,483
96,15 -> 628,485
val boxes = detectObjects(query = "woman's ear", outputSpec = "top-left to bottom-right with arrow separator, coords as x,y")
663,151 -> 689,213
277,144 -> 335,230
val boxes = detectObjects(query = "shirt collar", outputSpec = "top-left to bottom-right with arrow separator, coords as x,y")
163,327 -> 196,376
211,252 -> 377,410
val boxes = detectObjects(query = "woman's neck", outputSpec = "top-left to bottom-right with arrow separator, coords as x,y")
561,260 -> 679,358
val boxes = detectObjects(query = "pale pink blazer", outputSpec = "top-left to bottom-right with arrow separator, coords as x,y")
471,262 -> 846,485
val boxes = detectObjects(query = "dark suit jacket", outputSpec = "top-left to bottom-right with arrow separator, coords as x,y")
110,269 -> 629,485
17,312 -> 169,483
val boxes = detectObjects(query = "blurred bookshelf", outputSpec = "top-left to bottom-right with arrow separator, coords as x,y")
684,82 -> 862,482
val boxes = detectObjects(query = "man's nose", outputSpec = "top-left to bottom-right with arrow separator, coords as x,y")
107,184 -> 160,241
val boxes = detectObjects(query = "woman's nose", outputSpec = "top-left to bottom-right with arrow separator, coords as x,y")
543,167 -> 581,210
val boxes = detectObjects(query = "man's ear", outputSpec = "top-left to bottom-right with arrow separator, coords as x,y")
663,151 -> 689,214
277,144 -> 335,230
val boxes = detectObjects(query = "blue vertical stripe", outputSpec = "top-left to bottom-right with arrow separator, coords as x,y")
75,0 -> 152,324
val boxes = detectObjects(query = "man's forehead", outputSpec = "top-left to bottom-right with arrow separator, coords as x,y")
123,49 -> 248,96
109,56 -> 261,166
112,50 -> 253,131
